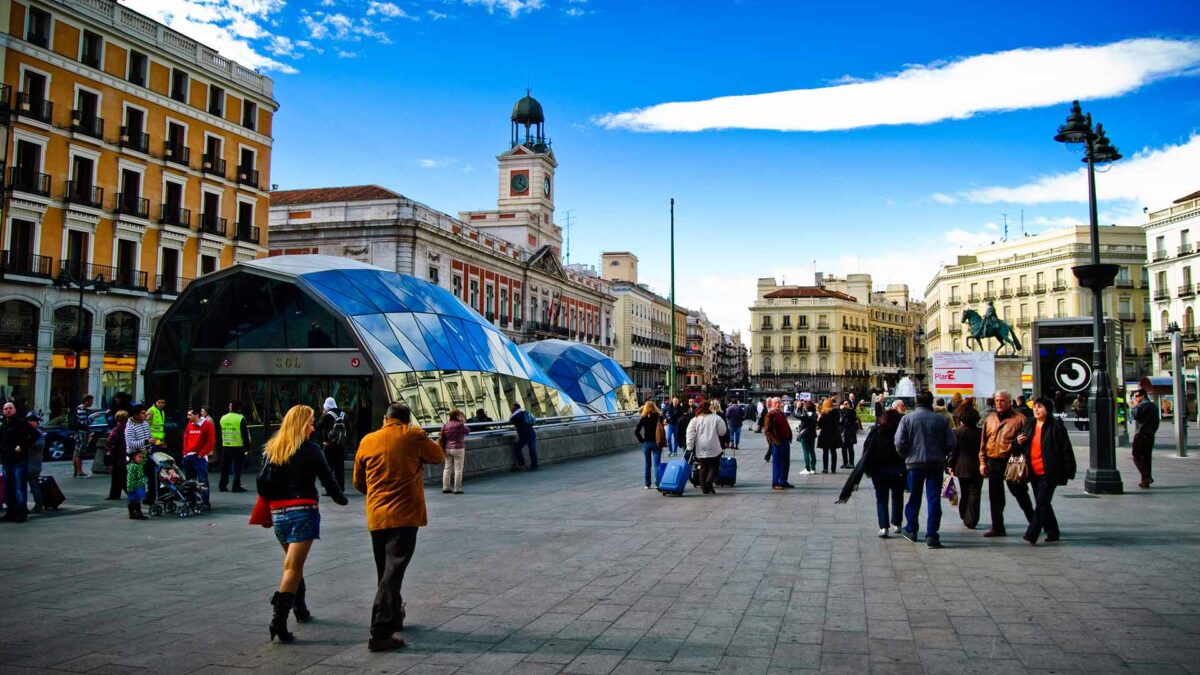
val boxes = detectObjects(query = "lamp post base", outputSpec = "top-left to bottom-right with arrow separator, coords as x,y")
1084,468 -> 1123,495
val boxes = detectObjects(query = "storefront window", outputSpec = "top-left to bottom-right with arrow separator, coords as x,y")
0,300 -> 39,411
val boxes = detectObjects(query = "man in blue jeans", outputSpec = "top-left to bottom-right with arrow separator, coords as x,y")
508,403 -> 538,471
725,400 -> 745,450
894,390 -> 956,548
0,402 -> 40,523
764,397 -> 794,490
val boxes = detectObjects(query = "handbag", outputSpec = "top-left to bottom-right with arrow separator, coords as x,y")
1004,453 -> 1029,484
941,476 -> 959,506
248,495 -> 273,527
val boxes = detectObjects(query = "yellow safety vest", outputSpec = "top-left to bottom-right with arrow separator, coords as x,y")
220,412 -> 245,447
148,406 -> 166,440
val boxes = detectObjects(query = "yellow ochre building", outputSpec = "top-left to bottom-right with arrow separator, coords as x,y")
0,0 -> 277,417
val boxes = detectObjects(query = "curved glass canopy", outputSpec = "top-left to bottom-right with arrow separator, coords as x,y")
149,256 -> 629,427
521,339 -> 638,413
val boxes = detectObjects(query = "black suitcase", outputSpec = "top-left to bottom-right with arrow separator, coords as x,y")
39,475 -> 65,509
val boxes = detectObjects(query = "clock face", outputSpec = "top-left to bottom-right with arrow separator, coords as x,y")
511,173 -> 529,193
543,176 -> 551,197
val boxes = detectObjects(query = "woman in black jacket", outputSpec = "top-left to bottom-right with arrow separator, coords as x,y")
816,399 -> 841,473
635,401 -> 665,489
947,402 -> 984,529
258,404 -> 348,642
838,401 -> 862,469
836,409 -> 905,537
1014,397 -> 1077,545
795,400 -> 818,474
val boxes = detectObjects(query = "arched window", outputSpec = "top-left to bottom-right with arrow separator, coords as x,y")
799,356 -> 809,372
1186,307 -> 1195,333
1162,310 -> 1171,328
105,311 -> 139,354
783,357 -> 791,372
0,300 -> 39,349
819,356 -> 829,372
53,305 -> 93,352
763,356 -> 772,372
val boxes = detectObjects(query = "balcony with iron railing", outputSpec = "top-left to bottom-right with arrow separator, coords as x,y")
1181,244 -> 1194,257
968,294 -> 981,303
983,292 -> 997,302
949,325 -> 962,335
1153,288 -> 1171,301
1052,282 -> 1068,291
119,126 -> 149,153
70,110 -> 104,139
64,181 -> 104,208
234,222 -> 261,244
0,251 -> 53,278
15,92 -> 52,124
114,193 -> 150,219
1154,249 -> 1169,261
199,213 -> 227,237
236,166 -> 259,189
1016,286 -> 1031,296
1181,284 -> 1197,298
7,167 -> 51,196
61,261 -> 147,291
163,140 -> 190,167
1000,288 -> 1014,299
1118,312 -> 1136,322
816,323 -> 830,330
1115,278 -> 1134,288
155,275 -> 192,296
202,154 -> 227,178
159,204 -> 191,228
1034,283 -> 1047,293
947,297 -> 962,306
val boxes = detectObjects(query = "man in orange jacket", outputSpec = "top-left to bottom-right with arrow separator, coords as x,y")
353,402 -> 444,653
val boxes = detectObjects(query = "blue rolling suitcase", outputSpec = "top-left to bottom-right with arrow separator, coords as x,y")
716,455 -> 737,487
659,459 -> 689,496
656,462 -> 667,485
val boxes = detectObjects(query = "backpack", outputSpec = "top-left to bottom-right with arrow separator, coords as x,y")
522,410 -> 536,426
326,411 -> 348,447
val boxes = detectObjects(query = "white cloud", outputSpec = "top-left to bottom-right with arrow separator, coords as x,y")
302,11 -> 392,43
596,38 -> 1200,132
418,158 -> 456,169
1032,215 -> 1085,227
930,192 -> 957,205
962,133 -> 1200,220
337,50 -> 358,58
565,7 -> 586,16
367,1 -> 415,20
321,0 -> 336,5
118,0 -> 296,73
461,0 -> 545,18
428,9 -> 449,20
983,222 -> 1000,231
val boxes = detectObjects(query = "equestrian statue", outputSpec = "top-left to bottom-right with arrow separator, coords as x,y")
961,302 -> 1023,354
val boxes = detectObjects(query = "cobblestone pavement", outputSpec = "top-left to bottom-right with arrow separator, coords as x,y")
2,424 -> 1199,674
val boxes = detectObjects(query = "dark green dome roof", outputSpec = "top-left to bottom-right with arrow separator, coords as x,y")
512,94 -> 545,125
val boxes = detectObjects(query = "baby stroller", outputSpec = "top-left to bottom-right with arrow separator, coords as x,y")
147,452 -> 206,518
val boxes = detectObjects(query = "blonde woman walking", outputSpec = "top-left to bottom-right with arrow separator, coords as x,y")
257,405 -> 348,643
635,401 -> 665,489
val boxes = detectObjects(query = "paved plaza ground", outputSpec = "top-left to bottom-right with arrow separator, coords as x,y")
2,424 -> 1200,675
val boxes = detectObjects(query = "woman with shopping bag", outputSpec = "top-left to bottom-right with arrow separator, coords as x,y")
1013,398 -> 1076,545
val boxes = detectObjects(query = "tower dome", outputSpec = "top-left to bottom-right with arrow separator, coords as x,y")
510,90 -> 549,152
511,94 -> 545,125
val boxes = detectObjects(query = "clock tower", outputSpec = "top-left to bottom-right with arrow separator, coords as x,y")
497,92 -> 559,249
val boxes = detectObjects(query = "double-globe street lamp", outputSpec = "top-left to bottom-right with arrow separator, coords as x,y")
54,267 -> 109,418
1053,100 -> 1124,494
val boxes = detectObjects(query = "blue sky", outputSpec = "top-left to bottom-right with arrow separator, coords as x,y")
123,0 -> 1200,333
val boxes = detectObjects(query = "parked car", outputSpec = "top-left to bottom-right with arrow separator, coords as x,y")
40,412 -> 110,461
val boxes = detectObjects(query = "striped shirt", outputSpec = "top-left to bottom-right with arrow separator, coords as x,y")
125,420 -> 152,452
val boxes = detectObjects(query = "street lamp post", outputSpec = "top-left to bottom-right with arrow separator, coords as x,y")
669,198 -> 676,398
1166,322 -> 1187,457
1054,100 -> 1124,494
55,268 -> 109,415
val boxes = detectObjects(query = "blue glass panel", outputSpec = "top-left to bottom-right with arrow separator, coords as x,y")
461,320 -> 497,371
440,316 -> 484,371
413,313 -> 462,371
385,313 -> 436,371
350,314 -> 412,372
339,270 -> 410,313
304,273 -> 382,316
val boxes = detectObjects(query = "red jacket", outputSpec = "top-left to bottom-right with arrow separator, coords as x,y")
183,420 -> 215,458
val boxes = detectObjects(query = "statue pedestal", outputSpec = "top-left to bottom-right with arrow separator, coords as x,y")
994,356 -> 1026,397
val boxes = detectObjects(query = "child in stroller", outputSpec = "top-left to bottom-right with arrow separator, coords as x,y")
147,452 -> 206,518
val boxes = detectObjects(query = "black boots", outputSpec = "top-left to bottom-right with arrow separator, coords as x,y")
294,580 -> 311,622
128,502 -> 148,520
270,592 -> 296,642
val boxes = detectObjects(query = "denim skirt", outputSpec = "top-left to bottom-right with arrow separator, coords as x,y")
273,506 -> 320,544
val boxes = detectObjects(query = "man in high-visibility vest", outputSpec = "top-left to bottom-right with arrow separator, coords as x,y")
218,401 -> 251,493
148,399 -> 167,445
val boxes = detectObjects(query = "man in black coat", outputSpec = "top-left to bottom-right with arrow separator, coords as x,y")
1,401 -> 42,523
1131,389 -> 1159,489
